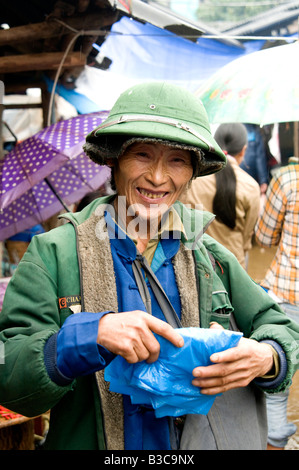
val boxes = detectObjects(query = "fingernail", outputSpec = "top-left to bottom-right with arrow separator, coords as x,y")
211,354 -> 219,362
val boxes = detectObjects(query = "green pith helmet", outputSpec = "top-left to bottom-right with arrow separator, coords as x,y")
83,82 -> 226,177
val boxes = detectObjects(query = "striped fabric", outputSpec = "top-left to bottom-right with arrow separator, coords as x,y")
255,164 -> 299,306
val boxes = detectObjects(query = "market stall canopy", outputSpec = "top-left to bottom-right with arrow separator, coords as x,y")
108,0 -> 242,46
0,0 -> 241,125
70,14 -> 251,114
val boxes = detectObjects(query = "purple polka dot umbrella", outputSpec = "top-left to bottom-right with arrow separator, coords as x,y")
0,111 -> 111,240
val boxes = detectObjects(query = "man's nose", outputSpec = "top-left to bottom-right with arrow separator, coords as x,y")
148,161 -> 168,185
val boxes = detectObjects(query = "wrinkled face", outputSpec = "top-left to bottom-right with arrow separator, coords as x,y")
111,142 -> 193,233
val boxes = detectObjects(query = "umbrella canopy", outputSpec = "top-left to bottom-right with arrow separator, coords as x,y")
0,153 -> 111,241
196,41 -> 299,125
0,111 -> 109,210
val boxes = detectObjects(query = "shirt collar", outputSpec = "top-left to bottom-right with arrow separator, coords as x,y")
104,205 -> 185,262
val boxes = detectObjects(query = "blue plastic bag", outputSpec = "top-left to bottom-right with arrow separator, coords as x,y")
104,327 -> 242,417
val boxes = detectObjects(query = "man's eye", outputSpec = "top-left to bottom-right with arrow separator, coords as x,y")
137,152 -> 150,158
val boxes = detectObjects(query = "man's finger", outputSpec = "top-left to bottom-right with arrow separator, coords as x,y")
147,316 -> 184,348
209,321 -> 224,330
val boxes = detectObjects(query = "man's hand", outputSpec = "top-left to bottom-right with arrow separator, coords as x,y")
97,311 -> 184,364
192,335 -> 274,395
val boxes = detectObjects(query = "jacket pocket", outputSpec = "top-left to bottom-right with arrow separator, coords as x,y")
210,290 -> 234,329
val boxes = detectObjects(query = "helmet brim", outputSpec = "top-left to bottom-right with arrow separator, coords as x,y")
84,113 -> 226,177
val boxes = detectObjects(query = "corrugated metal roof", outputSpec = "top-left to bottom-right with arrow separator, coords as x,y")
223,0 -> 299,36
114,0 -> 243,46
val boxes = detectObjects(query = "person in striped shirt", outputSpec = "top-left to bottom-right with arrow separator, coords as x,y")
255,157 -> 299,450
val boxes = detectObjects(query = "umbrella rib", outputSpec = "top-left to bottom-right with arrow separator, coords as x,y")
44,178 -> 70,212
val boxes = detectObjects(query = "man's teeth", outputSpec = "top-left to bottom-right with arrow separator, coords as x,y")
139,189 -> 166,199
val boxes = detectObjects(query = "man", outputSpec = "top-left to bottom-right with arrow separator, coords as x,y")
255,157 -> 299,449
0,82 -> 298,450
240,123 -> 269,195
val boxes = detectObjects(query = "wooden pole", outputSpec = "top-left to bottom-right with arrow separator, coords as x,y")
0,52 -> 86,74
0,22 -> 64,46
0,12 -> 117,46
294,121 -> 299,159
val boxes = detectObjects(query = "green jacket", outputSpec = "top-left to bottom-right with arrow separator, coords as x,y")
0,197 -> 298,450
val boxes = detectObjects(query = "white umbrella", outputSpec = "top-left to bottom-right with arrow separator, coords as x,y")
196,41 -> 299,125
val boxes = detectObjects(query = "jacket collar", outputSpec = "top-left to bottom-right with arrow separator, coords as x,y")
60,195 -> 215,252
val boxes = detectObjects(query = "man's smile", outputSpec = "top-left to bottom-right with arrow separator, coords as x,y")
137,187 -> 168,200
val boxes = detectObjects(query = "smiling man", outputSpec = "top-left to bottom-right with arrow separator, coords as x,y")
0,82 -> 299,451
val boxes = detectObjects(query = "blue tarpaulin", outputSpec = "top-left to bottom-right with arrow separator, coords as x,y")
99,17 -> 249,83
54,16 -> 265,113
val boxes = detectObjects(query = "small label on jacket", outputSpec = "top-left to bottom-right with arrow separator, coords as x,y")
58,295 -> 81,310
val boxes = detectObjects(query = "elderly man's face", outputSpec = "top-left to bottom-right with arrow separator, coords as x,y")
112,142 -> 193,230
